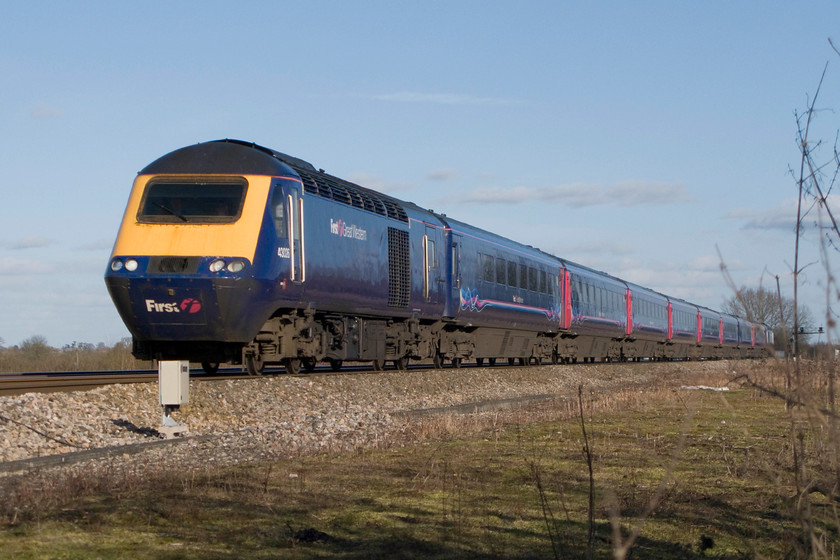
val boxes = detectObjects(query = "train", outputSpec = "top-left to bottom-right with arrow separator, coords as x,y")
105,139 -> 774,375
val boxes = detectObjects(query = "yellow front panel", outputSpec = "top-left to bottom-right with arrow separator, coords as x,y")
110,174 -> 271,261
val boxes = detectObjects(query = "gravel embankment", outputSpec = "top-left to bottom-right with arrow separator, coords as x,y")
0,361 -> 751,473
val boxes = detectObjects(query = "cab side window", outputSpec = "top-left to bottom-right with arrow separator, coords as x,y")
270,187 -> 287,239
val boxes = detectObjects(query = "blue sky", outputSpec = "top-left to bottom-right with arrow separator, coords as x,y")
1,1 -> 839,348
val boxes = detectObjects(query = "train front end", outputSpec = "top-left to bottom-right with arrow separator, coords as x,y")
104,140 -> 302,364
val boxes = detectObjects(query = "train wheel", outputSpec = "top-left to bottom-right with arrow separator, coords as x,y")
246,355 -> 265,376
476,357 -> 484,367
394,357 -> 408,371
328,359 -> 343,371
201,362 -> 220,375
284,358 -> 301,374
433,353 -> 443,369
451,357 -> 462,369
488,358 -> 496,366
508,358 -> 516,366
519,358 -> 527,366
303,358 -> 317,373
372,359 -> 385,371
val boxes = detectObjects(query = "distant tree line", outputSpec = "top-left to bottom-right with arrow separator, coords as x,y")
722,286 -> 816,352
0,336 -> 152,373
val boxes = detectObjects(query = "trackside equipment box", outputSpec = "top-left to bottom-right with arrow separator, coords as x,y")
159,360 -> 189,406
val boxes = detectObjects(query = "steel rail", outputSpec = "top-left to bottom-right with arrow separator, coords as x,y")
0,358 -> 660,396
0,371 -> 158,396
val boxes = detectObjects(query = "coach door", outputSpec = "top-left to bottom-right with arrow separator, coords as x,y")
271,180 -> 306,284
445,233 -> 462,318
290,186 -> 305,282
423,225 -> 443,305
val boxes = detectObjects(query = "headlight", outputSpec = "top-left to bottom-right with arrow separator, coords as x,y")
209,259 -> 226,272
110,259 -> 124,272
124,259 -> 139,272
227,260 -> 245,273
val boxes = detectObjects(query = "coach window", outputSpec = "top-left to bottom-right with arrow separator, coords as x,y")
508,261 -> 517,287
427,239 -> 437,268
496,257 -> 507,285
528,267 -> 537,292
539,270 -> 547,293
481,254 -> 495,282
452,244 -> 459,280
520,264 -> 528,290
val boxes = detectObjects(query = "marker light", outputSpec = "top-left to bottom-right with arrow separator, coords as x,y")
209,259 -> 226,272
110,259 -> 124,272
227,260 -> 245,273
124,259 -> 139,272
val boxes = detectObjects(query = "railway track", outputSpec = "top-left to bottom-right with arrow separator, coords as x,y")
0,364 -> 377,396
0,371 -> 159,396
0,358 -> 664,396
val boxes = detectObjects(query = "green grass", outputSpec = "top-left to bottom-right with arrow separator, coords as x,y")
2,366 -> 836,559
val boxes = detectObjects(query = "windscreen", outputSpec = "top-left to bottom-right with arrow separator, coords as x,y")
138,180 -> 247,224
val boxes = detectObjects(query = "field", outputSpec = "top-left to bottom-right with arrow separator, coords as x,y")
1,359 -> 838,559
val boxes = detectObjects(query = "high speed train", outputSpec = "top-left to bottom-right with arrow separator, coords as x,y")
105,139 -> 773,374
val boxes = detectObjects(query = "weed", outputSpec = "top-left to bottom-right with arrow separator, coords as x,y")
0,360 -> 824,559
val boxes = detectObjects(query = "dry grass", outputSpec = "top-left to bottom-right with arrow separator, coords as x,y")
2,359 -> 839,559
0,338 -> 152,373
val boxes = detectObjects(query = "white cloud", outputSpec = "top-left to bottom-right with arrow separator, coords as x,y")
457,181 -> 694,207
569,240 -> 635,257
346,172 -> 414,194
687,254 -> 732,273
0,257 -> 53,276
725,204 -> 796,231
455,185 -> 534,204
29,103 -> 61,118
726,195 -> 840,233
607,181 -> 695,206
75,239 -> 114,251
426,168 -> 457,182
8,236 -> 53,249
369,91 -> 520,106
618,260 -> 732,307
